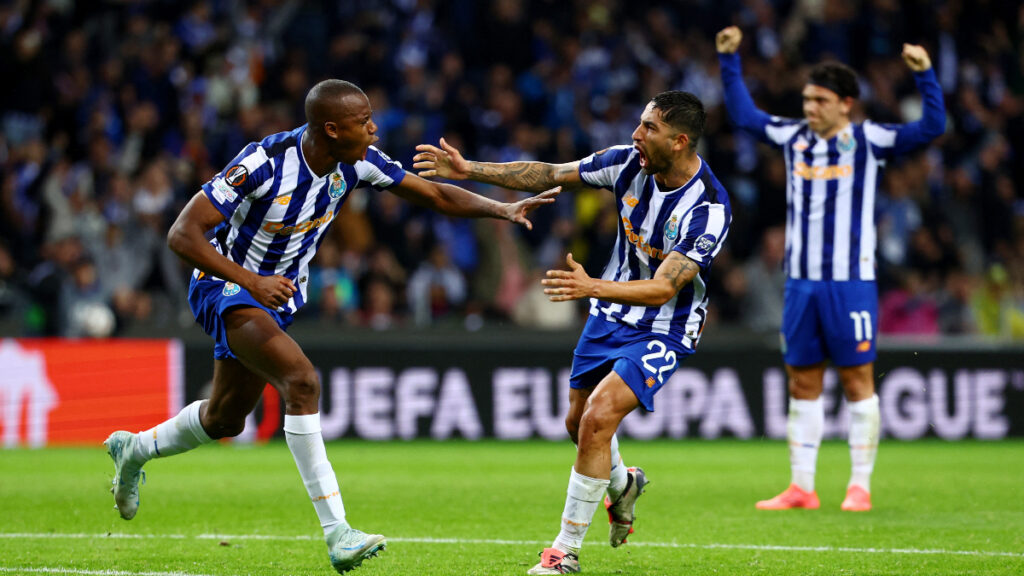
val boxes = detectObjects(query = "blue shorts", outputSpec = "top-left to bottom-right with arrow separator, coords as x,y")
781,278 -> 878,367
570,315 -> 694,412
188,273 -> 293,360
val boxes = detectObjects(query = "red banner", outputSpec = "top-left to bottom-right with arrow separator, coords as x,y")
0,339 -> 182,447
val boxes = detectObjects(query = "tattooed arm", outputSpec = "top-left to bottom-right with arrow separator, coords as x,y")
413,137 -> 584,192
459,159 -> 581,192
542,251 -> 701,306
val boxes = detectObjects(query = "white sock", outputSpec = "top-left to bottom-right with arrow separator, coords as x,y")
787,397 -> 823,493
284,413 -> 347,536
553,468 -> 609,555
847,395 -> 880,492
135,400 -> 212,462
607,434 -> 628,502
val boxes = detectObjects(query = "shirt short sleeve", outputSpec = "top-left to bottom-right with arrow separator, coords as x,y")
201,143 -> 275,219
355,146 -> 407,190
672,202 -> 730,269
578,145 -> 635,189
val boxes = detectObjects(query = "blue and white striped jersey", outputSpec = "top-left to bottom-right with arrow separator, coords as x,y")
199,125 -> 405,314
579,146 -> 732,349
719,53 -> 946,282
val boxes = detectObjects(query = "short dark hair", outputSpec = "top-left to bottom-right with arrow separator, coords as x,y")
808,62 -> 860,99
651,91 -> 705,148
305,79 -> 366,125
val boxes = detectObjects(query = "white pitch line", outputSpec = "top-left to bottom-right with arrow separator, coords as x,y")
0,568 -> 217,576
1,532 -> 1021,559
387,537 -> 1024,559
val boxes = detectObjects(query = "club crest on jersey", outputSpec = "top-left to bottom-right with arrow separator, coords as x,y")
328,172 -> 347,199
225,165 -> 248,187
664,215 -> 680,241
623,194 -> 639,208
694,233 -> 717,255
838,132 -> 856,153
793,137 -> 809,152
222,282 -> 241,297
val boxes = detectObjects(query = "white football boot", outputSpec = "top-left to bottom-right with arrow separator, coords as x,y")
104,431 -> 146,520
326,523 -> 386,573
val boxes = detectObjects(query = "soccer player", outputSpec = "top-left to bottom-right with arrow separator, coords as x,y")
414,91 -> 731,574
102,79 -> 557,574
715,26 -> 946,511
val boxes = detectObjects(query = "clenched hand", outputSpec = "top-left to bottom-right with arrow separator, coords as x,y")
248,275 -> 297,309
902,43 -> 932,72
716,26 -> 742,54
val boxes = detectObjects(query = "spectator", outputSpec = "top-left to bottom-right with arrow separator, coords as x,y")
0,1 -> 1018,338
971,264 -> 1024,340
879,270 -> 940,336
407,244 -> 466,327
307,240 -> 360,325
64,256 -> 116,338
741,226 -> 786,333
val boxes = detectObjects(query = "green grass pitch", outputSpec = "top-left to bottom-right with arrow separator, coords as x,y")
1,439 -> 1022,575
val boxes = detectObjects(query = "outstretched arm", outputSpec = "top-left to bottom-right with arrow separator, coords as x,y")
389,171 -> 560,230
889,44 -> 946,154
716,26 -> 780,138
413,138 -> 584,192
542,252 -> 700,307
167,192 -> 296,308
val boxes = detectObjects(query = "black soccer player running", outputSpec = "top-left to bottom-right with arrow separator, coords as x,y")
104,79 -> 557,574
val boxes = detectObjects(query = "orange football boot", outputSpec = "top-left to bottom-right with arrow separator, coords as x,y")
756,484 -> 820,510
841,485 -> 872,511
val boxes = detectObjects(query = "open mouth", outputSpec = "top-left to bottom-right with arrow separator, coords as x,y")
362,136 -> 380,161
635,146 -> 648,168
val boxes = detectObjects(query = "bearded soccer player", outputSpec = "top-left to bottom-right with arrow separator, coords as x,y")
716,26 -> 946,511
102,79 -> 557,574
415,91 -> 731,574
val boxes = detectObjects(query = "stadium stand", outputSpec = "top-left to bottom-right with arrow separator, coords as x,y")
0,0 -> 1020,340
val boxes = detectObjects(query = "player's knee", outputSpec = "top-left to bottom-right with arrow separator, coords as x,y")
788,375 -> 821,399
578,408 -> 616,443
280,368 -> 320,409
839,369 -> 874,400
788,381 -> 815,399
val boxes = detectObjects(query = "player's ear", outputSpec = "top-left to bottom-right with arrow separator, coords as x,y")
840,97 -> 854,116
674,131 -> 690,152
323,121 -> 338,139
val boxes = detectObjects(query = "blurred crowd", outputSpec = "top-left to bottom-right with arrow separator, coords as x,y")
1,0 -> 1022,339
